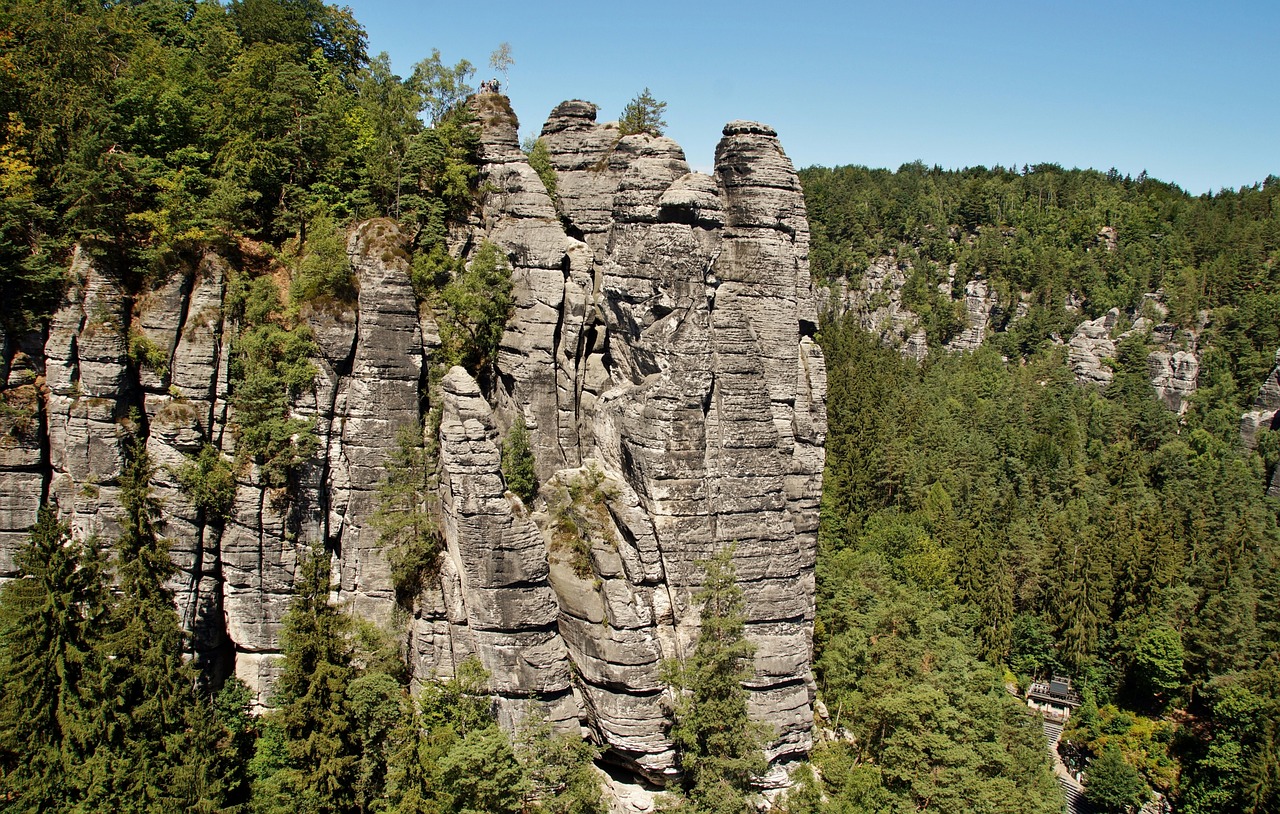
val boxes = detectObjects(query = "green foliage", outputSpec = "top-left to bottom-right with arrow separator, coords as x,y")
525,137 -> 560,207
174,443 -> 237,522
813,548 -> 1062,814
816,291 -> 1280,809
1087,745 -> 1150,813
372,424 -> 442,606
801,164 -> 1280,396
409,243 -> 463,302
667,548 -> 765,813
291,214 -> 357,304
79,435 -> 232,811
618,88 -> 667,137
410,50 -> 474,126
0,457 -> 250,810
228,274 -> 319,487
399,109 -> 480,246
518,722 -> 606,814
128,326 -> 169,378
1131,625 -> 1185,700
0,508 -> 109,808
436,240 -> 514,374
255,547 -> 360,813
1176,666 -> 1280,814
501,414 -> 539,504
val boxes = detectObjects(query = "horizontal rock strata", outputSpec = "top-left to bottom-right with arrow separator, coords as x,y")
0,96 -> 825,783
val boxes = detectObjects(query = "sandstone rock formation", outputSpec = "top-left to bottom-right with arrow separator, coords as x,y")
824,258 -> 1207,415
1241,348 -> 1280,450
0,96 -> 825,784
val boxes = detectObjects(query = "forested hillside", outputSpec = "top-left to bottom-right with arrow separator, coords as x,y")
799,163 -> 1280,812
2,0 -> 1278,811
0,0 -> 478,335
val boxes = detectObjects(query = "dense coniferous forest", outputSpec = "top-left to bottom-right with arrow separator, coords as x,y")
0,0 -> 1277,811
797,164 -> 1280,813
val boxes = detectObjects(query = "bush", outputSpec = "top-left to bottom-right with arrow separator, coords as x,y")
128,327 -> 169,378
525,138 -> 559,208
174,443 -> 236,521
501,415 -> 538,504
290,214 -> 356,305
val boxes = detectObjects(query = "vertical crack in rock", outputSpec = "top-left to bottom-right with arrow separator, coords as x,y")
481,103 -> 827,779
0,95 -> 828,788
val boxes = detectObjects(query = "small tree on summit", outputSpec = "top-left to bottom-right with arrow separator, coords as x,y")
619,88 -> 667,137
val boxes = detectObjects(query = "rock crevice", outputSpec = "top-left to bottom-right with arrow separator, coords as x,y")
0,97 -> 825,783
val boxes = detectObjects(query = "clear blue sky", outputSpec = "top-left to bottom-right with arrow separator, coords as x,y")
348,0 -> 1279,194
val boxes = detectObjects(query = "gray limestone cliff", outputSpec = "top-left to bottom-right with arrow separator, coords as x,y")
0,96 -> 825,785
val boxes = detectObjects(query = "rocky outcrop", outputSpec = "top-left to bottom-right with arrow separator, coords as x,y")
824,259 -> 1208,414
944,277 -> 998,353
478,102 -> 824,778
824,258 -> 1000,360
1065,308 -> 1202,412
1067,310 -> 1121,386
0,96 -> 825,784
827,258 -> 917,354
1241,349 -> 1280,450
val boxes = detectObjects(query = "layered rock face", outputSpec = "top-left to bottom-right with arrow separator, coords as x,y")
467,99 -> 825,778
0,97 -> 825,783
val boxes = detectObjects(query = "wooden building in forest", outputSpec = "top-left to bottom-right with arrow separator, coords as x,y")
1026,675 -> 1083,722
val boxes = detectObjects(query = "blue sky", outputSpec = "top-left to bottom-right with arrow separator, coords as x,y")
348,0 -> 1279,194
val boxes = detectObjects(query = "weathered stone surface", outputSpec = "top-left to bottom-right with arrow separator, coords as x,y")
1242,348 -> 1280,449
1148,349 -> 1199,413
0,96 -> 827,789
1068,309 -> 1120,385
944,277 -> 997,353
479,102 -> 824,779
436,365 -> 577,729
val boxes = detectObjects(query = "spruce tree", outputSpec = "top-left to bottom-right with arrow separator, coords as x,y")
0,507 -> 109,809
668,547 -> 765,814
76,434 -> 223,812
254,547 -> 359,814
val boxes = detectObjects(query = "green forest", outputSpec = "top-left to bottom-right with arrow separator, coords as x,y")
0,0 -> 1278,812
797,164 -> 1280,813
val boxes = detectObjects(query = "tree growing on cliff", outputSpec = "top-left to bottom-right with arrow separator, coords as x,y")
618,88 -> 667,137
502,414 -> 539,504
489,42 -> 513,89
373,423 -> 442,606
667,547 -> 765,814
437,240 -> 514,375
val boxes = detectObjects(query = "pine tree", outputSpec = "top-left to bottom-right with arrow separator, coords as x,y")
668,547 -> 765,814
618,88 -> 667,137
0,507 -> 110,808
